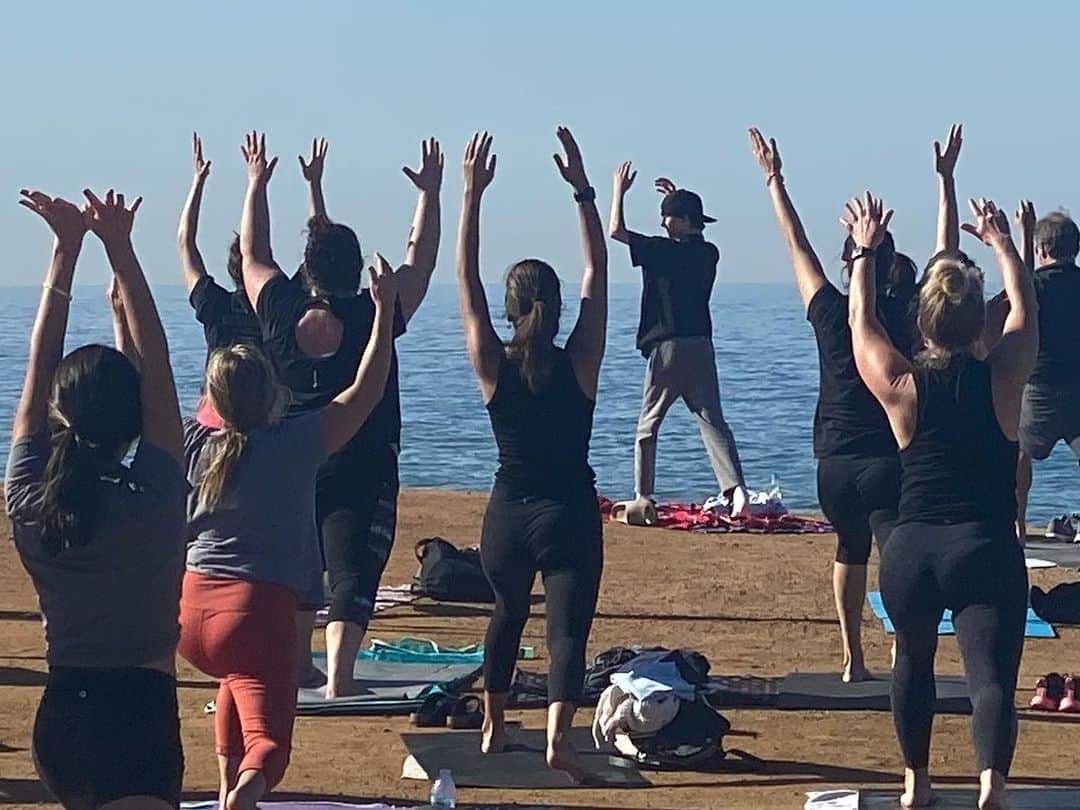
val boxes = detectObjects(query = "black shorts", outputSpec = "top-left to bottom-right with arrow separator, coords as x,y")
1018,383 -> 1080,461
33,666 -> 183,810
817,455 -> 901,565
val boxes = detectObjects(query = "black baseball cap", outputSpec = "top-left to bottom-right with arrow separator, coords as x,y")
661,189 -> 716,226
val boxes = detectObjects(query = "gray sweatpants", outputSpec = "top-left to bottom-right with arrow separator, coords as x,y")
634,337 -> 746,498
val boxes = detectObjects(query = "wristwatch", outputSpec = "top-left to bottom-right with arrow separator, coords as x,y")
849,245 -> 877,262
574,186 -> 596,203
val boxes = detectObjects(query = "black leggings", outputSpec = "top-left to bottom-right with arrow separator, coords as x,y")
34,666 -> 183,810
817,455 -> 900,564
316,451 -> 399,624
480,485 -> 603,704
880,521 -> 1028,773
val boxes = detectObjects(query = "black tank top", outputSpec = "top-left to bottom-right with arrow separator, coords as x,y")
486,348 -> 596,499
898,355 -> 1018,526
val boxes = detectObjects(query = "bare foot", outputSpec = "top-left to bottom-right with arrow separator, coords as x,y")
481,721 -> 506,754
324,679 -> 372,700
900,768 -> 935,808
547,733 -> 589,784
979,769 -> 1008,809
224,770 -> 266,810
843,661 -> 873,683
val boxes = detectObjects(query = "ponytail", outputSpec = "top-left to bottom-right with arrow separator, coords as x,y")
195,427 -> 246,509
41,427 -> 106,556
507,299 -> 556,394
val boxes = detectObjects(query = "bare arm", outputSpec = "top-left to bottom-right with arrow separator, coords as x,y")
457,132 -> 503,402
608,163 -> 634,244
85,189 -> 183,464
748,129 -> 828,309
238,131 -> 283,308
933,124 -> 962,253
106,277 -> 139,370
557,127 -> 607,397
177,132 -> 211,292
298,137 -> 328,221
397,138 -> 444,324
12,192 -> 87,442
322,255 -> 397,454
1015,199 -> 1036,271
845,194 -> 916,443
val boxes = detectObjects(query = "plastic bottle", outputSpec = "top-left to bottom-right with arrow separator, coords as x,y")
430,768 -> 456,808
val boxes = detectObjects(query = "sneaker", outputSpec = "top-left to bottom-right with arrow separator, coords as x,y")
1046,515 -> 1075,542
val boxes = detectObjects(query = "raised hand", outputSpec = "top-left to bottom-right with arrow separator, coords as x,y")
18,190 -> 88,247
654,177 -> 676,195
368,251 -> 399,309
933,123 -> 963,178
1014,199 -> 1036,233
613,162 -> 637,195
748,128 -> 782,180
961,198 -> 1011,246
298,137 -> 328,183
241,131 -> 278,184
402,137 -> 444,193
552,126 -> 589,192
463,132 -> 496,197
192,132 -> 211,182
83,189 -> 143,246
840,192 -> 894,250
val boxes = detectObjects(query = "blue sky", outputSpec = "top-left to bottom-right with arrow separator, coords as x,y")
3,0 -> 1079,288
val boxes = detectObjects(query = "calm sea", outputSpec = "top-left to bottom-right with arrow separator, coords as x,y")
0,283 -> 1074,522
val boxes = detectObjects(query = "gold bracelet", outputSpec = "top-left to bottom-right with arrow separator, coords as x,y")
43,283 -> 72,301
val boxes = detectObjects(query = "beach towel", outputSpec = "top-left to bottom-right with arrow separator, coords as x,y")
866,591 -> 1055,638
314,584 -> 419,628
806,787 -> 1080,809
598,495 -> 832,534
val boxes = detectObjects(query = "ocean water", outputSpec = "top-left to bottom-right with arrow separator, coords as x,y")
0,282 -> 1075,521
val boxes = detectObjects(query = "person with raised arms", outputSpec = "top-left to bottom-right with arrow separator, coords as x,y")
457,129 -> 607,781
7,188 -> 187,810
238,131 -> 443,698
846,193 -> 1036,809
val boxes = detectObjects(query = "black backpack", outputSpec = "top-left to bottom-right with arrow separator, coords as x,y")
414,537 -> 495,604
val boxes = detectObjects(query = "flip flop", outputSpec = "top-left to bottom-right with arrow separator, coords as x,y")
1030,674 -> 1064,711
610,498 -> 658,527
1060,675 -> 1080,713
447,695 -> 484,730
409,693 -> 454,727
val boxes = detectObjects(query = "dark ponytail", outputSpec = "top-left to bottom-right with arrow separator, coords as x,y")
40,345 -> 142,556
504,260 -> 562,394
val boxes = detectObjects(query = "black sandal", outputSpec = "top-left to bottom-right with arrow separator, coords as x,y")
447,695 -> 484,730
409,693 -> 454,727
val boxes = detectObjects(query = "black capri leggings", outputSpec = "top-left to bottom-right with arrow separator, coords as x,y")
880,521 -> 1028,774
480,485 -> 603,704
34,666 -> 183,810
817,455 -> 901,565
316,450 -> 399,624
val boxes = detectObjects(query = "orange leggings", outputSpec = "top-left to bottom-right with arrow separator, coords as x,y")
178,572 -> 297,789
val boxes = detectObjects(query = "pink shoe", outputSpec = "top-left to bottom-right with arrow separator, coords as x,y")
1060,676 -> 1080,713
1030,676 -> 1061,711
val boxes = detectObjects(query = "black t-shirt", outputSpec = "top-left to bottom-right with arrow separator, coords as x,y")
256,274 -> 406,468
629,232 -> 718,356
807,284 -> 898,459
189,275 -> 263,366
1030,261 -> 1080,386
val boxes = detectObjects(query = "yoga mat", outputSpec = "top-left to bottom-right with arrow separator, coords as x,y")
296,655 -> 480,716
858,787 -> 1080,809
777,672 -> 970,713
401,727 -> 649,789
183,804 -> 405,810
866,592 -> 1055,638
1026,540 -> 1080,569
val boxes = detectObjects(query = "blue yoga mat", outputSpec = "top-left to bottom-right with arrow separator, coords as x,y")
867,592 -> 1055,638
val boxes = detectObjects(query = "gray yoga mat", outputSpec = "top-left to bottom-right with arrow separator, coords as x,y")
778,672 -> 970,713
296,657 -> 480,716
1026,540 -> 1080,568
859,787 -> 1080,809
401,727 -> 649,789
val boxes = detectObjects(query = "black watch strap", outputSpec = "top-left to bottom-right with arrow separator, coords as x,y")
850,245 -> 877,261
573,186 -> 596,203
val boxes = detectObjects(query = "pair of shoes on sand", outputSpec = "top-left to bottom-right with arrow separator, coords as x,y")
1030,673 -> 1080,712
611,488 -> 753,527
1045,514 -> 1080,542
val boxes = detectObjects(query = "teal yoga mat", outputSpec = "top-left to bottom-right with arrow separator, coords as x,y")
866,592 -> 1055,638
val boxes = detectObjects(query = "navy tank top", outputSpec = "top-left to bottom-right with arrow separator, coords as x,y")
486,348 -> 596,500
898,355 -> 1018,527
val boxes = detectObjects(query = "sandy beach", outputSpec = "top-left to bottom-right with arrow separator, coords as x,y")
1,487 -> 1078,809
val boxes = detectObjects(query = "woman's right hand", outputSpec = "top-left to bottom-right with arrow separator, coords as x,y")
841,192 -> 894,250
241,130 -> 278,185
748,128 -> 782,180
82,188 -> 142,248
298,136 -> 328,184
962,198 -> 1011,247
192,131 -> 211,182
368,252 -> 399,313
613,161 -> 637,195
18,190 -> 87,248
1014,199 -> 1036,234
463,132 -> 496,199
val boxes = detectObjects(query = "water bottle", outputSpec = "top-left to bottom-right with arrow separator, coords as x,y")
430,768 -> 456,808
